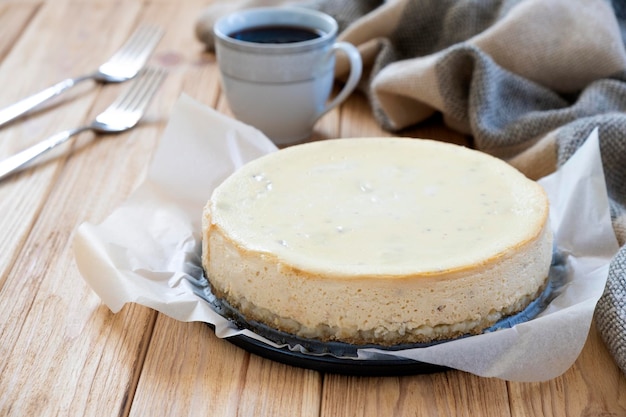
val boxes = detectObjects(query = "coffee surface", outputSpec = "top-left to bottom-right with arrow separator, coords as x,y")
229,25 -> 323,44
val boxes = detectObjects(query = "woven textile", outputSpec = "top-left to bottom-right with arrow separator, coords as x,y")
196,0 -> 626,376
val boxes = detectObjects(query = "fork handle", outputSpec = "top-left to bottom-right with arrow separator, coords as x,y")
0,126 -> 88,181
0,75 -> 93,128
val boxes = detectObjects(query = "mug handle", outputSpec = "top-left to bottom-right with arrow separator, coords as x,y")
317,42 -> 363,119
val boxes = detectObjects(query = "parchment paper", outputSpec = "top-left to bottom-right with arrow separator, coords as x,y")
73,94 -> 619,382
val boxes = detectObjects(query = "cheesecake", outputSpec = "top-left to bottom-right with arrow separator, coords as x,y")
201,138 -> 553,345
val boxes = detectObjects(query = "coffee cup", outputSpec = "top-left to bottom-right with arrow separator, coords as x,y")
213,7 -> 363,145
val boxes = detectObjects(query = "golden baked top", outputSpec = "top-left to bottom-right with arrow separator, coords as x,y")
206,138 -> 549,277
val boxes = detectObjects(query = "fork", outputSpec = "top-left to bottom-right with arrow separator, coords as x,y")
0,66 -> 167,181
0,25 -> 164,128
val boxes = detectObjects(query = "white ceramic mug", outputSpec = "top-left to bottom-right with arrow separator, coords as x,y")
213,7 -> 363,145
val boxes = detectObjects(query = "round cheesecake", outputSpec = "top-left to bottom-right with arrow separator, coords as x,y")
202,138 -> 553,345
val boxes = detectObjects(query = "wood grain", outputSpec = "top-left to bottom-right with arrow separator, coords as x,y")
0,3 -> 39,61
0,2 -> 158,416
0,0 -> 143,291
321,371 -> 512,417
131,316 -> 323,417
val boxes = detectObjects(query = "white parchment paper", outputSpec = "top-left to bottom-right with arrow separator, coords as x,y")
73,94 -> 619,382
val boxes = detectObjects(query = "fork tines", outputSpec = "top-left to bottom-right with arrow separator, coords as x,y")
108,25 -> 164,65
108,66 -> 167,112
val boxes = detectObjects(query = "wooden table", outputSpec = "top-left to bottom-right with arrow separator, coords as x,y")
1,1 -> 625,415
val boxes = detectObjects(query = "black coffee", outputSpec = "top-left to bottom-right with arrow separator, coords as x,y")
229,25 -> 323,44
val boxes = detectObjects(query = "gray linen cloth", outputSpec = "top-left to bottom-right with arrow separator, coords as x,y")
196,0 -> 626,376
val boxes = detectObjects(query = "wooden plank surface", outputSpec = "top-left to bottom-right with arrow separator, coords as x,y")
0,3 -> 39,61
132,317 -> 322,417
0,2 -> 157,416
0,1 -> 624,416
